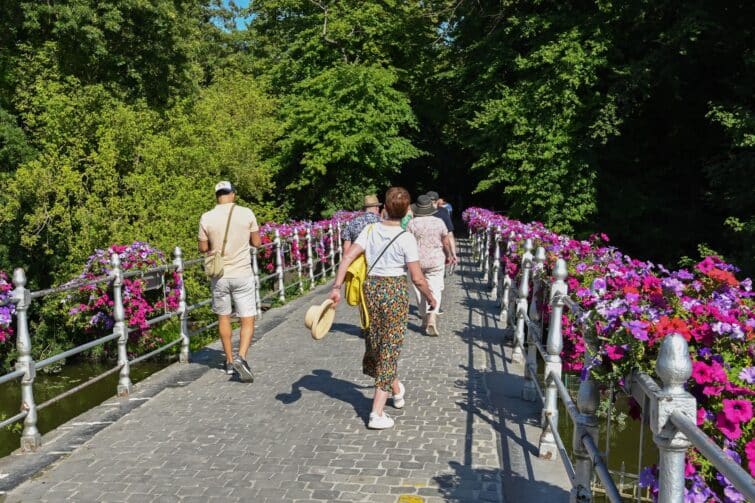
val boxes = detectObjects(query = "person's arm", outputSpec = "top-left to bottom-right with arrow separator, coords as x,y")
407,261 -> 437,310
198,218 -> 210,254
343,240 -> 352,254
249,230 -> 261,248
442,234 -> 456,264
328,243 -> 364,306
447,232 -> 458,262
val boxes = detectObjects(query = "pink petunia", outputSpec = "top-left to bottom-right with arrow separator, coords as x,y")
722,399 -> 753,424
605,344 -> 626,361
716,412 -> 742,440
745,438 -> 755,477
696,407 -> 707,426
684,459 -> 696,477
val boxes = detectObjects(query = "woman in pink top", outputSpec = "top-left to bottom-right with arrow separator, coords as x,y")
406,195 -> 455,335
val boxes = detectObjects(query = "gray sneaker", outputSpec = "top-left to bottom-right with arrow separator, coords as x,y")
233,356 -> 255,383
223,361 -> 235,375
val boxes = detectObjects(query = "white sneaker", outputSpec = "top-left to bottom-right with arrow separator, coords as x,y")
393,382 -> 405,409
368,412 -> 395,429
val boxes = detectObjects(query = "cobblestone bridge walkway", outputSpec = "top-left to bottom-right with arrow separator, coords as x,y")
1,243 -> 569,502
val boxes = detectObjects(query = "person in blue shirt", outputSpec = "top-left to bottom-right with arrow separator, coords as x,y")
343,194 -> 382,254
438,197 -> 453,217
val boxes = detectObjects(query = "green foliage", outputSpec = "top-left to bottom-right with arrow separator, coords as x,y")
16,0 -> 209,106
0,48 -> 281,285
277,63 -> 422,214
0,0 -> 752,282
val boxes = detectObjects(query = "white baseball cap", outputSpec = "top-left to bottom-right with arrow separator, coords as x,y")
214,181 -> 235,194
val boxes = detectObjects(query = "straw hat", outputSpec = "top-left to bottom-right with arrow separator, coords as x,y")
304,299 -> 336,340
363,194 -> 381,208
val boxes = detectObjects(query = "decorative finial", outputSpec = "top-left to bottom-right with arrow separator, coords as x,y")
656,334 -> 692,394
555,259 -> 568,281
535,246 -> 546,263
12,267 -> 26,288
524,238 -> 534,253
174,246 -> 183,258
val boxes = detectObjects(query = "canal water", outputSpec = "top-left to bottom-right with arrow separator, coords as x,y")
0,360 -> 164,457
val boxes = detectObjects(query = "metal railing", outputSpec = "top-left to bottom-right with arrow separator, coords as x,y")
471,227 -> 755,503
0,225 -> 343,453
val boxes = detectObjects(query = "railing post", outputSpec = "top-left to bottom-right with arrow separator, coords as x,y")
274,229 -> 285,303
522,246 -> 546,402
653,334 -> 696,503
293,229 -> 304,294
539,258 -> 567,460
490,226 -> 501,297
306,226 -> 315,289
12,268 -> 41,451
571,367 -> 600,502
172,247 -> 190,364
512,238 -> 533,363
482,226 -> 491,281
499,231 -> 515,327
336,222 -> 343,265
111,253 -> 132,396
477,228 -> 485,269
471,228 -> 478,262
328,223 -> 336,276
251,246 -> 262,316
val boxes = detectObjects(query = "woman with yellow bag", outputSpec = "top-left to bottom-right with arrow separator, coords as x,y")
329,187 -> 436,429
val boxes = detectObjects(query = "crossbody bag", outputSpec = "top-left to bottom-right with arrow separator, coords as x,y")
204,204 -> 236,279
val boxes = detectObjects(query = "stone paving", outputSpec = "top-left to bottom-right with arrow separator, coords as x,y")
1,242 -> 570,502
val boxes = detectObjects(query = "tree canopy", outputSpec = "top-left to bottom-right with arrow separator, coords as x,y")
0,0 -> 752,286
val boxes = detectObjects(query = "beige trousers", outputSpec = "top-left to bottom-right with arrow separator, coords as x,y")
411,266 -> 445,317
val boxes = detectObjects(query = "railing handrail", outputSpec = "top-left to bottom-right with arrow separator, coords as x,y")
472,224 -> 755,503
1,222 -> 346,453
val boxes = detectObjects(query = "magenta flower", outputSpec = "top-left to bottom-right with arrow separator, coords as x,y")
722,399 -> 753,424
696,407 -> 707,426
691,361 -> 713,384
604,344 -> 626,361
716,412 -> 742,440
745,438 -> 755,477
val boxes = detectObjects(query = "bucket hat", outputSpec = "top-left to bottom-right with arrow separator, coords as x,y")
363,194 -> 381,208
304,299 -> 336,340
411,194 -> 437,217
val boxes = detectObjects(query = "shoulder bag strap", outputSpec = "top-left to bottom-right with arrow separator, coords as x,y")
220,204 -> 236,256
367,230 -> 406,275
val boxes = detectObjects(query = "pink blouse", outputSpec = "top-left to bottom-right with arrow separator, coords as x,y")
406,216 -> 448,270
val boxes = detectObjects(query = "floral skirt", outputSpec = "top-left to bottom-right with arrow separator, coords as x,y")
362,276 -> 409,391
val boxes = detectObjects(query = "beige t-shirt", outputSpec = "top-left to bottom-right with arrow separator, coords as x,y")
198,203 -> 259,279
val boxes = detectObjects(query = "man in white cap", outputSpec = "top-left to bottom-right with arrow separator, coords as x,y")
198,181 -> 261,382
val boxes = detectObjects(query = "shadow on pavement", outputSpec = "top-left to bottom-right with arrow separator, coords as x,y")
275,369 -> 372,422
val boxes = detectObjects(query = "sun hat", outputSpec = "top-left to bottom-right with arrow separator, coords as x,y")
363,194 -> 381,208
425,190 -> 440,201
304,299 -> 336,340
411,194 -> 437,217
214,180 -> 235,195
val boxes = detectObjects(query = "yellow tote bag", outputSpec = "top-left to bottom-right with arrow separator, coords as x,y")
344,225 -> 374,329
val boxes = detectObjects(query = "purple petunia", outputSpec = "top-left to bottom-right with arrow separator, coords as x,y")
738,367 -> 755,384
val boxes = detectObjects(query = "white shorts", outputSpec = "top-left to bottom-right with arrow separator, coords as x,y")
211,276 -> 257,318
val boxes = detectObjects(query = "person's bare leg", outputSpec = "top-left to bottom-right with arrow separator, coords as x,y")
218,314 -> 233,363
391,379 -> 401,395
238,316 -> 255,360
372,388 -> 390,416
